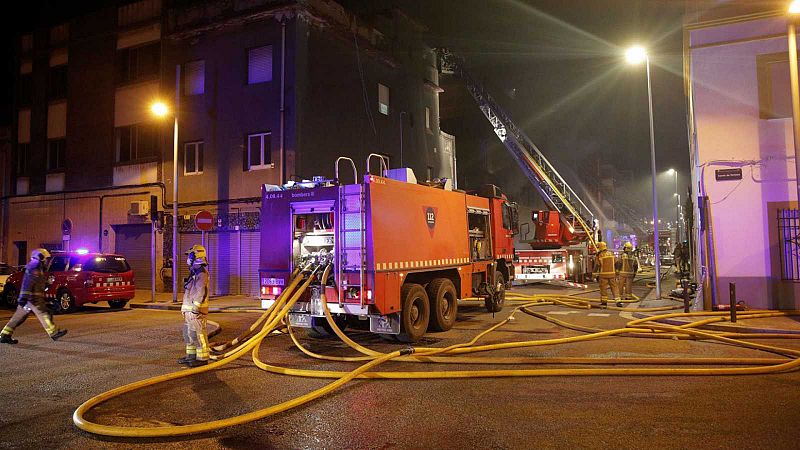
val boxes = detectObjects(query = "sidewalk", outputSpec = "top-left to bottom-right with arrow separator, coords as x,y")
632,286 -> 800,334
129,290 -> 261,312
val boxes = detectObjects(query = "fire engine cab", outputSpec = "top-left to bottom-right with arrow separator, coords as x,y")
259,156 -> 518,342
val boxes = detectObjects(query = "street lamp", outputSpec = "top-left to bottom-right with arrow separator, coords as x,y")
626,44 -> 662,298
788,2 -> 800,203
668,168 -> 679,242
150,65 -> 181,304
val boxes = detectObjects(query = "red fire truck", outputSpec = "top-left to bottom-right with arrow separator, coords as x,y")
259,157 -> 518,342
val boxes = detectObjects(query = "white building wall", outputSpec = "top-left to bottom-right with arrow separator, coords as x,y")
688,15 -> 798,309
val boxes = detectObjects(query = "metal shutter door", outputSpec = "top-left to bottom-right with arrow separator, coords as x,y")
210,231 -> 240,296
240,231 -> 260,296
114,224 -> 152,290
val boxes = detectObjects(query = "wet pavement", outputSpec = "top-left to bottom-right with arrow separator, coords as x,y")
1,278 -> 799,449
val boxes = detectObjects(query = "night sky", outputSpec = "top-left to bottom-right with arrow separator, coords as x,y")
2,0 -> 692,220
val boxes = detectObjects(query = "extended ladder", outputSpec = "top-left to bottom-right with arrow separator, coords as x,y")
437,49 -> 597,247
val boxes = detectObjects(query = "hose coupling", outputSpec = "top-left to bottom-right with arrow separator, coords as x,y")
399,347 -> 415,356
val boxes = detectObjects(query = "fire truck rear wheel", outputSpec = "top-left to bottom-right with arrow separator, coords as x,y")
485,272 -> 505,313
427,278 -> 458,332
398,283 -> 430,343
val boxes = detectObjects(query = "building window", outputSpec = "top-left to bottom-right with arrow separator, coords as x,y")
16,143 -> 29,175
118,0 -> 162,27
378,83 -> 390,115
184,141 -> 204,175
47,139 -> 66,171
115,123 -> 159,163
48,65 -> 68,100
20,34 -> 33,52
184,60 -> 204,95
49,23 -> 69,45
757,53 -> 791,120
246,132 -> 271,170
18,73 -> 32,105
116,42 -> 160,85
425,106 -> 431,130
247,46 -> 273,84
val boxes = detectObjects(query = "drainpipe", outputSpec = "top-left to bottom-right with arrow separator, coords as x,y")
280,20 -> 287,185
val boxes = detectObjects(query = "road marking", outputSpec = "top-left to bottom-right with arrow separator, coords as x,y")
547,311 -> 580,315
588,313 -> 610,317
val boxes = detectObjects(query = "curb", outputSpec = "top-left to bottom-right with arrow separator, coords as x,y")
630,311 -> 800,335
129,302 -> 252,313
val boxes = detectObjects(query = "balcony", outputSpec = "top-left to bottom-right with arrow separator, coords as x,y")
113,161 -> 158,186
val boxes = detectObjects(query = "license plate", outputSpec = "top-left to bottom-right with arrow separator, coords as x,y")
107,277 -> 123,283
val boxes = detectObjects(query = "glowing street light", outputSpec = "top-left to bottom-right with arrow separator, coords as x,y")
625,46 -> 647,65
150,101 -> 170,118
625,44 -> 662,298
790,0 -> 800,14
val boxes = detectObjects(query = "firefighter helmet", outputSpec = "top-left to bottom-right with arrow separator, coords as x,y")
31,248 -> 51,261
596,241 -> 607,251
623,242 -> 633,251
185,244 -> 207,262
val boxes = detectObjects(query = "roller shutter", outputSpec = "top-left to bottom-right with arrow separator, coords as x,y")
114,224 -> 152,290
240,232 -> 260,296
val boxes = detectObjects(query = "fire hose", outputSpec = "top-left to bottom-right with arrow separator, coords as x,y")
73,262 -> 800,438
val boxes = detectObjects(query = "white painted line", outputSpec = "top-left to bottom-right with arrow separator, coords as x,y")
547,311 -> 580,315
588,313 -> 611,317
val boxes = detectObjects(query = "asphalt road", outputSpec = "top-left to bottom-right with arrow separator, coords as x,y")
1,279 -> 799,450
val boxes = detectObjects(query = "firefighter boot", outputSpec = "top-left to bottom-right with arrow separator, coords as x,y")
50,329 -> 68,341
0,334 -> 18,344
616,300 -> 624,307
178,355 -> 196,365
185,359 -> 208,368
599,299 -> 608,308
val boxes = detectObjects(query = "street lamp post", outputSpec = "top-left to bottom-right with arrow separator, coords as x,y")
789,2 -> 800,202
668,168 -> 679,242
150,64 -> 180,304
626,45 -> 662,298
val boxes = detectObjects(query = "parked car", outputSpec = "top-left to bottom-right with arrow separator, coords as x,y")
1,251 -> 135,313
0,264 -> 20,308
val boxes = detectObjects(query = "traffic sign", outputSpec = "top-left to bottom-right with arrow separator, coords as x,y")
195,210 -> 214,232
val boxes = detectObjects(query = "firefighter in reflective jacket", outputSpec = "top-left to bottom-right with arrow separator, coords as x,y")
616,242 -> 639,301
178,244 -> 210,367
0,249 -> 68,344
593,241 -> 621,307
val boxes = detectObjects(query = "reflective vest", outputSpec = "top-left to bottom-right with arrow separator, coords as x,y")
19,260 -> 47,300
181,265 -> 209,314
619,252 -> 638,276
595,250 -> 617,278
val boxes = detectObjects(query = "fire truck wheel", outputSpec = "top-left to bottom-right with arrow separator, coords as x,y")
398,283 -> 430,343
427,278 -> 458,332
485,272 -> 505,313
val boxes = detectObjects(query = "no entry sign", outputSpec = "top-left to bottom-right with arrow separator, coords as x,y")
195,210 -> 214,232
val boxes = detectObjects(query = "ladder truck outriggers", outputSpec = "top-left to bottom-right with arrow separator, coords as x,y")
436,49 -> 599,285
259,155 -> 519,343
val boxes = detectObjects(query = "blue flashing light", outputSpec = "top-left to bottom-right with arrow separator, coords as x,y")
76,248 -> 89,255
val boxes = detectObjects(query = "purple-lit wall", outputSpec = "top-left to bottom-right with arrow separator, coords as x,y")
687,13 -> 798,309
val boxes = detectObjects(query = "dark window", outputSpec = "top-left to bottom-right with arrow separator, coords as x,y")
116,42 -> 160,84
47,65 -> 68,100
18,74 -> 32,105
184,141 -> 204,174
246,132 -> 271,170
48,255 -> 69,272
16,143 -> 29,175
82,256 -> 131,273
47,139 -> 66,171
378,83 -> 390,115
247,46 -> 273,84
757,53 -> 791,120
184,60 -> 204,95
115,124 -> 159,163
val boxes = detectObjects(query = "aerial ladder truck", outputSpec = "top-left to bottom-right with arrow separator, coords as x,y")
436,49 -> 599,284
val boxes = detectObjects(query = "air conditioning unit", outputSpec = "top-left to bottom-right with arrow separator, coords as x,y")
130,200 -> 150,216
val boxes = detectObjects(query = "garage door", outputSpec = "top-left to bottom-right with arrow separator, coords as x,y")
177,231 -> 259,297
240,232 -> 260,296
114,224 -> 153,290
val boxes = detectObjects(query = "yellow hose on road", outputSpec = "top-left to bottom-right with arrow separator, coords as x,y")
73,263 -> 800,438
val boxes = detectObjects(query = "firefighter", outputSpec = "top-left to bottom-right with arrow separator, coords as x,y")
178,244 -> 210,367
593,241 -> 621,308
679,241 -> 690,274
0,249 -> 67,344
616,242 -> 639,301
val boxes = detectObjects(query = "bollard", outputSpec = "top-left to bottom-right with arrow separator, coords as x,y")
682,279 -> 690,313
729,282 -> 737,323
